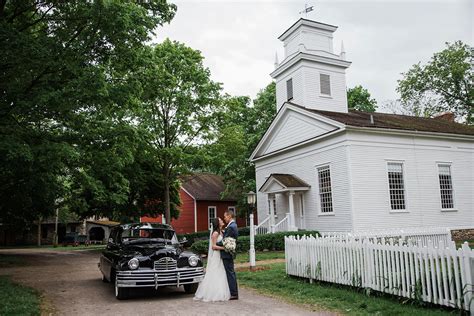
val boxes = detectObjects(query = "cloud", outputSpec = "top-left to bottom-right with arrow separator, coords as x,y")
153,0 -> 472,110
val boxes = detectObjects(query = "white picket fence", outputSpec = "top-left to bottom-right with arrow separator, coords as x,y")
285,235 -> 474,311
320,227 -> 453,248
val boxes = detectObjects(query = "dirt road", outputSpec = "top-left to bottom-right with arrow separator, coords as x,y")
0,249 -> 330,316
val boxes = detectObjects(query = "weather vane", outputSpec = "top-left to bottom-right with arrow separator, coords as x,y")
299,3 -> 314,18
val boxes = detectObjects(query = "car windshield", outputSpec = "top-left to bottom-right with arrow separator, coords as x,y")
121,228 -> 178,245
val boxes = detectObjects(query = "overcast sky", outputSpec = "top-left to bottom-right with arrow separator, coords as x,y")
153,0 -> 472,111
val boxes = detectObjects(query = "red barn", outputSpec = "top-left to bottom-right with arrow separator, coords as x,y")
141,173 -> 249,234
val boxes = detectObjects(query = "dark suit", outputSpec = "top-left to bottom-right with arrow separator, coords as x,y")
221,220 -> 238,297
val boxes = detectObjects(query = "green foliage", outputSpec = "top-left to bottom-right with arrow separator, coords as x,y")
179,227 -> 251,247
0,1 -> 177,225
197,82 -> 277,213
190,230 -> 319,254
347,85 -> 377,112
135,39 -> 222,222
0,276 -> 41,315
397,41 -> 473,124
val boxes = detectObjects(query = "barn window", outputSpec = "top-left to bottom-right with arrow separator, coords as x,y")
317,165 -> 333,213
320,74 -> 331,96
387,162 -> 406,210
438,164 -> 454,209
208,206 -> 216,228
286,78 -> 293,101
228,206 -> 236,213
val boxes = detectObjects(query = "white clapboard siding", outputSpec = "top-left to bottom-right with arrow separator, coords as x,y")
255,134 -> 353,233
348,131 -> 474,231
261,109 -> 335,155
286,235 -> 474,311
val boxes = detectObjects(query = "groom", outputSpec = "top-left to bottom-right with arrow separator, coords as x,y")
221,210 -> 239,300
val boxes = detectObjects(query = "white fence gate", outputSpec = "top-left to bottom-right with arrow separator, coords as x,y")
285,235 -> 474,311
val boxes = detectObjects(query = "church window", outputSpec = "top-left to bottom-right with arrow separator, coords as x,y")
438,164 -> 454,209
320,74 -> 331,96
387,162 -> 406,210
286,78 -> 293,101
317,165 -> 333,213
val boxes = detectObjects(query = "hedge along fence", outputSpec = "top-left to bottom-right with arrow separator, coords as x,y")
179,227 -> 250,247
286,235 -> 474,312
190,230 -> 320,255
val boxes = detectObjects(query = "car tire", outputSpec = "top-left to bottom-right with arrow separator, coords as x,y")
114,276 -> 128,300
184,283 -> 199,294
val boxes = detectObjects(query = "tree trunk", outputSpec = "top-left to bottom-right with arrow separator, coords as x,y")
37,216 -> 41,247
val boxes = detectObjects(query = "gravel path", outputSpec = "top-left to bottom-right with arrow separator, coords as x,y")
0,249 -> 333,316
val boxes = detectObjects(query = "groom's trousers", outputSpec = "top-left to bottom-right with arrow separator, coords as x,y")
222,258 -> 238,297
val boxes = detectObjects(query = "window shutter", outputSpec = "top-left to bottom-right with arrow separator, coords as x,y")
286,78 -> 293,101
320,74 -> 331,95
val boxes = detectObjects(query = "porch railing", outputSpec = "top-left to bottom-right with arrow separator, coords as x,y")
274,214 -> 289,233
255,216 -> 271,235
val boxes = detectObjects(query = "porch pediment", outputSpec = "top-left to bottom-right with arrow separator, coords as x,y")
250,103 -> 343,161
259,173 -> 310,194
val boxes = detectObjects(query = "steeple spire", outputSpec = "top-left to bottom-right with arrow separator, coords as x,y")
274,51 -> 279,69
340,40 -> 346,60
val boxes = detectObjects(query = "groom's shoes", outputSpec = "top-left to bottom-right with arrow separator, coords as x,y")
230,296 -> 239,300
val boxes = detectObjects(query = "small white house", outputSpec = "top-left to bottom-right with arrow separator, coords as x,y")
250,18 -> 474,233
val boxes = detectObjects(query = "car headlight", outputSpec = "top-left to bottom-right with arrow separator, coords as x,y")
128,258 -> 139,270
188,255 -> 199,267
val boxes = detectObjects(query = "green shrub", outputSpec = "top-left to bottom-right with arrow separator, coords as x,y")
179,227 -> 251,247
190,230 -> 319,254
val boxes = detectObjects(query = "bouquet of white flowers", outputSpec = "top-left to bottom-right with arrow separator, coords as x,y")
222,237 -> 236,255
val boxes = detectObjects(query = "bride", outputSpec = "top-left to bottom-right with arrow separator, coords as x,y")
194,217 -> 231,302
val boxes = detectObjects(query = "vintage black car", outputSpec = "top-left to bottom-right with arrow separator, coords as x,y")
99,223 -> 204,300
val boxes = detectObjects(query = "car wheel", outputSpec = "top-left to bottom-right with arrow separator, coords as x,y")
184,283 -> 199,294
114,276 -> 128,300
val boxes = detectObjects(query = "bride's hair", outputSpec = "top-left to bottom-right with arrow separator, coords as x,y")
210,218 -> 221,234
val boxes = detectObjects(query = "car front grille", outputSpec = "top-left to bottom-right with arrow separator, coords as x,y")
154,257 -> 177,270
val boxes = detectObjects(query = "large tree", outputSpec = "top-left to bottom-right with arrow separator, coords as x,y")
200,82 -> 277,214
347,85 -> 377,112
397,41 -> 473,124
136,40 -> 221,223
0,1 -> 176,225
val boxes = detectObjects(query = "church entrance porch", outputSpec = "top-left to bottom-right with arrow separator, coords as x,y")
256,174 -> 310,234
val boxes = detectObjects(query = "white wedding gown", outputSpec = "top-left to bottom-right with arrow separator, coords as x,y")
194,234 -> 231,302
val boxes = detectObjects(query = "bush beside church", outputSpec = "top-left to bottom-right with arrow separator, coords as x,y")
190,230 -> 320,254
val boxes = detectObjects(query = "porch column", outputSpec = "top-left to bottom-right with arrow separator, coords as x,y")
269,194 -> 276,233
288,191 -> 297,231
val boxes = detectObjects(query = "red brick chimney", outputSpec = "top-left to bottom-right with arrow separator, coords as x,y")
434,112 -> 455,122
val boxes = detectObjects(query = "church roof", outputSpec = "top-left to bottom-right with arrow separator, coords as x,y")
289,103 -> 474,136
180,173 -> 237,202
259,174 -> 310,193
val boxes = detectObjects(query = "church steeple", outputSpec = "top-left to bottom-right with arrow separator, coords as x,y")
271,18 -> 351,113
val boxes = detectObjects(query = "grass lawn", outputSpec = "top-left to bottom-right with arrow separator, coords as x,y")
202,251 -> 285,266
235,251 -> 285,263
238,263 -> 458,315
0,276 -> 41,315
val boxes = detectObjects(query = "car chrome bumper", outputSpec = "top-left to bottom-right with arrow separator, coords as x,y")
116,267 -> 205,289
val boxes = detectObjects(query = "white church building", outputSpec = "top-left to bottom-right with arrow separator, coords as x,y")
250,18 -> 474,233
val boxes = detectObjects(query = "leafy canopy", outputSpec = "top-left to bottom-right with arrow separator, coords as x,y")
397,41 -> 473,124
0,1 -> 176,225
136,39 -> 222,223
347,85 -> 377,112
